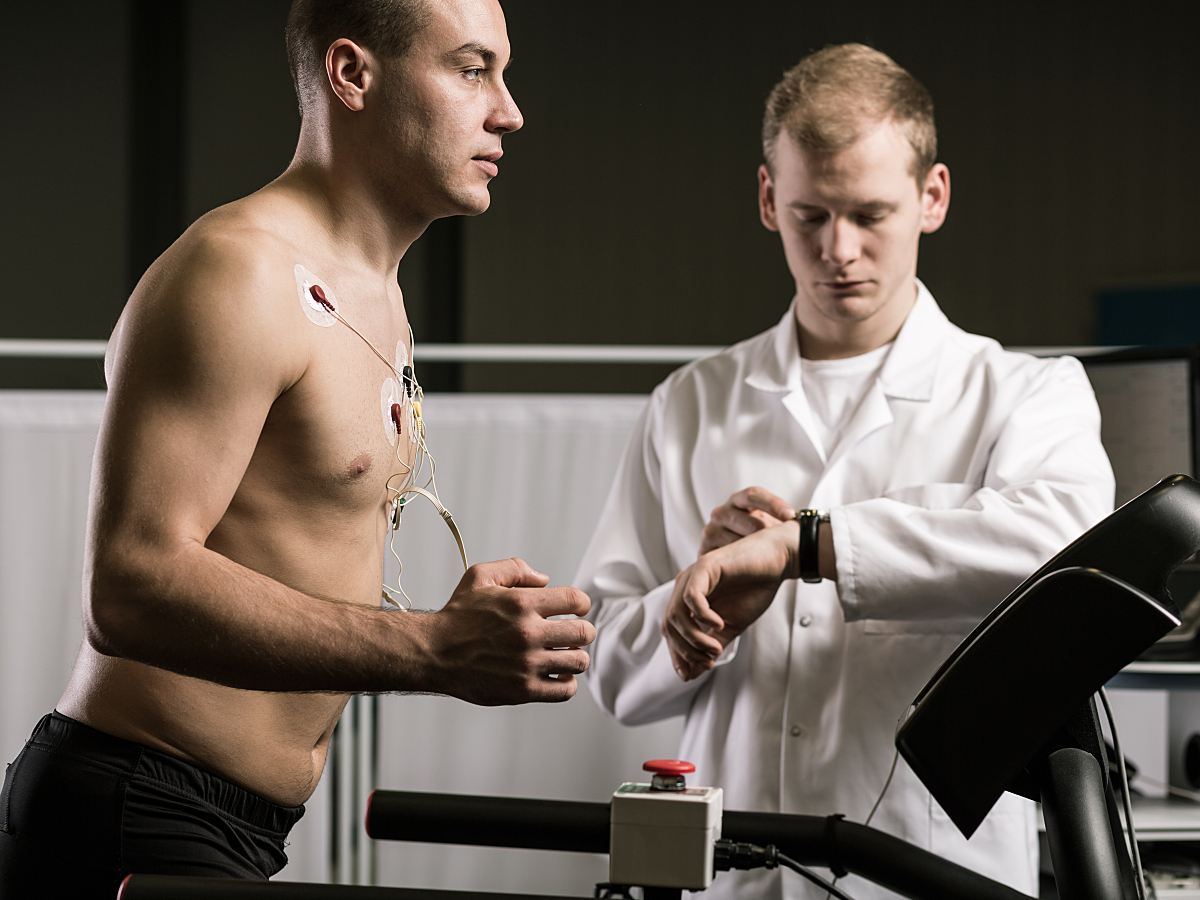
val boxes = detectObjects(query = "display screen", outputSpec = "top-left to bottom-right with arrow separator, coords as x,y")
1083,356 -> 1193,507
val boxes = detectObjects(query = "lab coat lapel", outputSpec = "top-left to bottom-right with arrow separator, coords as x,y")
745,300 -> 829,465
817,281 -> 946,471
822,381 -> 893,471
744,283 -> 946,471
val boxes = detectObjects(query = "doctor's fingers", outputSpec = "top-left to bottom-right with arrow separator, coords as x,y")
698,522 -> 741,556
663,617 -> 719,680
670,568 -> 725,634
661,593 -> 724,656
728,486 -> 795,521
707,500 -> 789,542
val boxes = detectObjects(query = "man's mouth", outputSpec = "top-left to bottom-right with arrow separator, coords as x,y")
473,151 -> 502,177
822,279 -> 870,291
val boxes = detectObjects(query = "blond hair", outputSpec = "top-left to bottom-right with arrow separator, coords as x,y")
762,44 -> 936,180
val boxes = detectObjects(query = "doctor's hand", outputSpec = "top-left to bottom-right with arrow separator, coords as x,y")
663,520 -> 799,681
698,486 -> 796,556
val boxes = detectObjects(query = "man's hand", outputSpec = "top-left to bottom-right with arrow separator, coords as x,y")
662,522 -> 798,681
425,558 -> 595,705
699,486 -> 796,555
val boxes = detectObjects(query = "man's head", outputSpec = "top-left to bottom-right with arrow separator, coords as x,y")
285,0 -> 522,221
286,0 -> 433,119
757,44 -> 950,358
762,43 -> 936,182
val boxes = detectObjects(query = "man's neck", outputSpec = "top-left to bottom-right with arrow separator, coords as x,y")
276,135 -> 432,278
796,280 -> 919,360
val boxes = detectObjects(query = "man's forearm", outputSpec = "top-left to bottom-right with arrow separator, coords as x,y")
86,543 -> 592,703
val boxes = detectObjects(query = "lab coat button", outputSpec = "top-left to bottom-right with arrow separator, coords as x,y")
799,615 -> 813,627
790,725 -> 802,736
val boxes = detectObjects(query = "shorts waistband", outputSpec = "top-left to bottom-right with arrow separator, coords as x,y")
35,711 -> 305,835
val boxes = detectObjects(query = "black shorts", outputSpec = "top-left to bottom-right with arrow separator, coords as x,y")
0,712 -> 306,900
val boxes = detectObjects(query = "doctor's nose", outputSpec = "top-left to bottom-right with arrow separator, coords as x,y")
821,219 -> 862,268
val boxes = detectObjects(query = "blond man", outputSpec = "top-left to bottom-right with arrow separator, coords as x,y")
577,44 -> 1113,899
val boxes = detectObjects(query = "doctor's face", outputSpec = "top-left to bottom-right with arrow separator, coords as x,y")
758,120 -> 949,356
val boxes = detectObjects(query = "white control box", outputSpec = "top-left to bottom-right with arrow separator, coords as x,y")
609,782 -> 723,890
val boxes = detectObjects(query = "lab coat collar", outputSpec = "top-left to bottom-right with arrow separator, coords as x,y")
744,279 -> 945,403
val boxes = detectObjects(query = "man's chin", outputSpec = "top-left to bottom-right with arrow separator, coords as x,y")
446,188 -> 491,217
813,292 -> 883,324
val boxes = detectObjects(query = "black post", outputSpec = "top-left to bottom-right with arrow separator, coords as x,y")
420,216 -> 463,392
1039,748 -> 1127,900
127,0 -> 188,293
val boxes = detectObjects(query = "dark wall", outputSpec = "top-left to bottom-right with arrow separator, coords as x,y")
3,0 -> 1197,391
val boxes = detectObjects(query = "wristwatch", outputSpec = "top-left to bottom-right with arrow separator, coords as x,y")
796,509 -> 830,584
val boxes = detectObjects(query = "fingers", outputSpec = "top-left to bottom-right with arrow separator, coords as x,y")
466,557 -> 551,589
662,616 -> 719,680
698,522 -> 740,555
541,615 -> 596,649
661,566 -> 725,679
510,648 -> 592,703
731,486 -> 796,522
701,487 -> 795,559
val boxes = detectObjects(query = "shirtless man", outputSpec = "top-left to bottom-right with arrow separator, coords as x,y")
0,1 -> 594,896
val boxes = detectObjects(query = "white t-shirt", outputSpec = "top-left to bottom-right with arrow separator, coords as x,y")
799,341 -> 893,457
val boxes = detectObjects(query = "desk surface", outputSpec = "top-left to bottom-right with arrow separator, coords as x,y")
1132,795 -> 1200,841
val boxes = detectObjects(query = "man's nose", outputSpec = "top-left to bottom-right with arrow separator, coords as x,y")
489,82 -> 523,134
821,219 -> 861,267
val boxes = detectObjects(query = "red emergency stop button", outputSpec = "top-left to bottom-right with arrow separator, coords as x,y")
644,759 -> 694,791
643,759 -> 695,776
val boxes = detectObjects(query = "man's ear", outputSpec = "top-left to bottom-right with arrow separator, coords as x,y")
326,38 -> 372,112
919,163 -> 951,234
758,164 -> 780,232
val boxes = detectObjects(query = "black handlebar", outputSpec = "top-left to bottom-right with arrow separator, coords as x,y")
365,790 -> 1034,900
118,876 -> 583,899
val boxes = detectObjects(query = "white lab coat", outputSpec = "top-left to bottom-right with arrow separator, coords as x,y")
576,283 -> 1114,900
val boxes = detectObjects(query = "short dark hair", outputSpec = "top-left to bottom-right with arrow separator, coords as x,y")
762,43 -> 937,181
285,0 -> 433,116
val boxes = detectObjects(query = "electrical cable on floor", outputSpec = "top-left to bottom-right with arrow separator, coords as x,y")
1098,687 -> 1147,900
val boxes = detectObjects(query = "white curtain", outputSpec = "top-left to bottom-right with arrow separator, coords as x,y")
372,395 -> 684,896
0,391 -> 684,892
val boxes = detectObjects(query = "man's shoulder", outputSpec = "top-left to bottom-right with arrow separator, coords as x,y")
939,318 -> 1090,394
110,197 -> 316,389
653,324 -> 780,402
156,201 -> 303,302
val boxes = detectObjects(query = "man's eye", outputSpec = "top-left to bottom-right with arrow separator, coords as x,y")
857,214 -> 885,226
464,68 -> 483,82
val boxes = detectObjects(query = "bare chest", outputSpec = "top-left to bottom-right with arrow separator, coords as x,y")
255,313 -> 417,516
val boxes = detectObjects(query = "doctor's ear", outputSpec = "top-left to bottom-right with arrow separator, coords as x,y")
326,39 -> 373,112
919,163 -> 951,234
758,165 -> 780,232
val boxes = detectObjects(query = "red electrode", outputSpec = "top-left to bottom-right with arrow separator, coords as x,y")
309,284 -> 335,314
390,403 -> 404,434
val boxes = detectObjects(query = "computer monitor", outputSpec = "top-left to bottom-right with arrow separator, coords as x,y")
1081,347 -> 1200,508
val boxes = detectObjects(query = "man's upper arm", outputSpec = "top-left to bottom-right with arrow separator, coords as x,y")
89,234 -> 304,612
834,354 -> 1114,623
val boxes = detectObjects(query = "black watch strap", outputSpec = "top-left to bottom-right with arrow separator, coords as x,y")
797,509 -> 830,584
